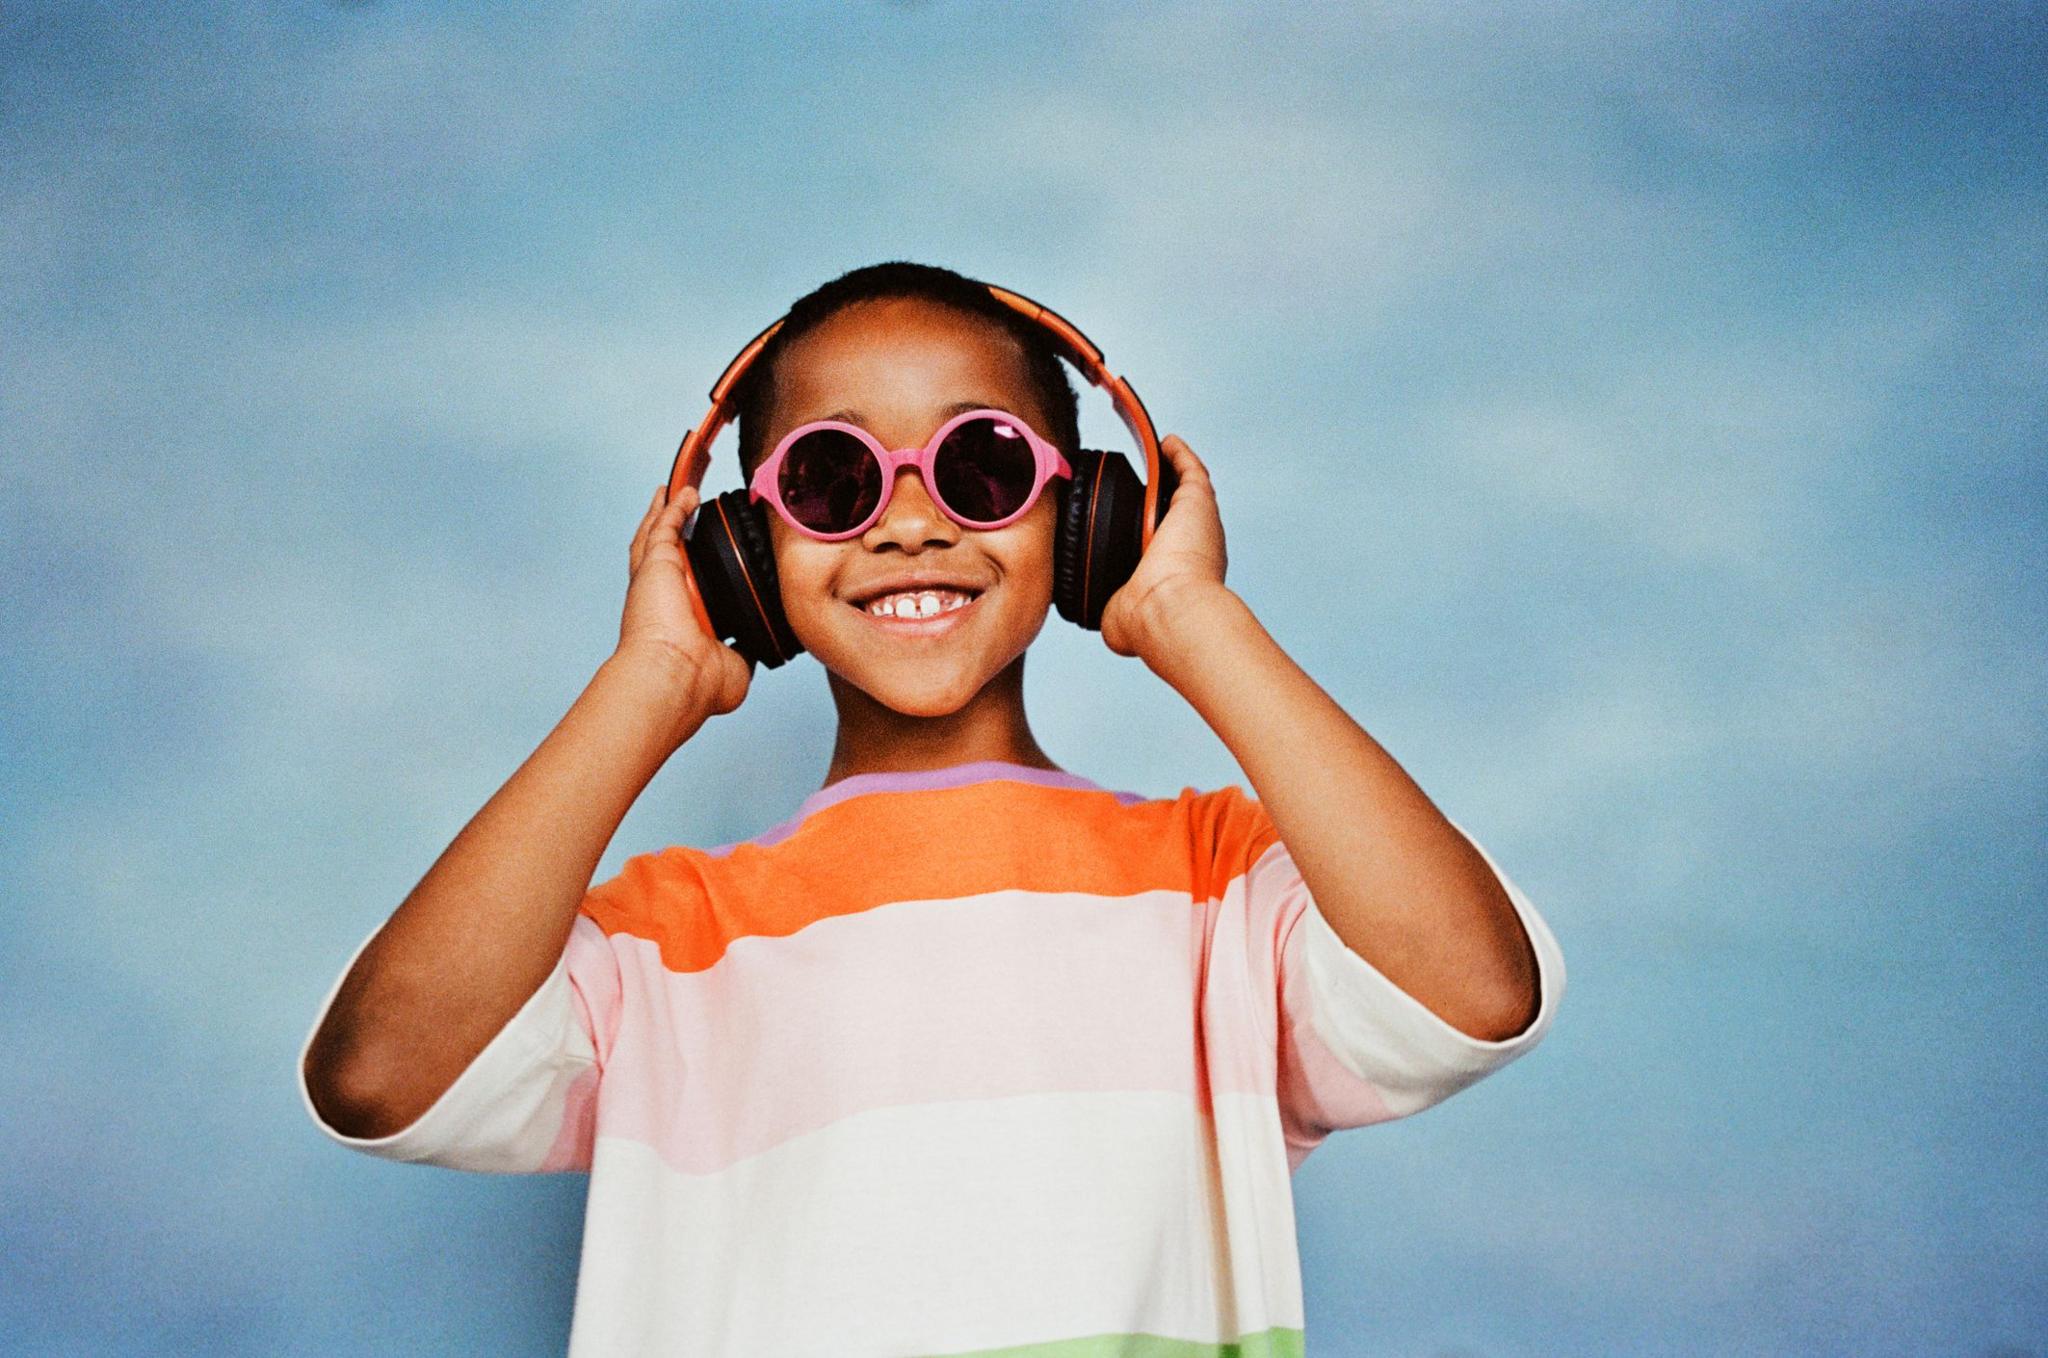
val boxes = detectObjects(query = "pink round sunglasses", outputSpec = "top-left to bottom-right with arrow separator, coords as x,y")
748,408 -> 1074,541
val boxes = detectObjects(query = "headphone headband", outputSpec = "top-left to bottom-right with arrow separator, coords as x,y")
666,283 -> 1166,539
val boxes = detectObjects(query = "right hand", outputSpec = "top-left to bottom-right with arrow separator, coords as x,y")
616,484 -> 754,719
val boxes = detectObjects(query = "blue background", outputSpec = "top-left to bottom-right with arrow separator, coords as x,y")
4,3 -> 2043,1354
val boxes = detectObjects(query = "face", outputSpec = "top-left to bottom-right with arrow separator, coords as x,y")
759,296 -> 1062,717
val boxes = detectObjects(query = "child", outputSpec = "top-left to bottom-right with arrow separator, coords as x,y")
299,261 -> 1565,1356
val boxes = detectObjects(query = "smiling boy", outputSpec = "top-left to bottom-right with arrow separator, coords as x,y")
300,262 -> 1564,1356
758,294 -> 1073,758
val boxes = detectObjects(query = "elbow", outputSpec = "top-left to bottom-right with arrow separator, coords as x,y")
1465,886 -> 1544,1042
302,1027 -> 431,1140
1465,979 -> 1542,1043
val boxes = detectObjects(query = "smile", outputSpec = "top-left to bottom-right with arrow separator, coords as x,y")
864,588 -> 976,619
851,587 -> 983,633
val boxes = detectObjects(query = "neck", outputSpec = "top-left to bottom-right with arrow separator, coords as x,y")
822,655 -> 1059,787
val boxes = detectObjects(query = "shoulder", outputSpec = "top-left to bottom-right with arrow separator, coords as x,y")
580,844 -> 718,936
1170,783 -> 1282,863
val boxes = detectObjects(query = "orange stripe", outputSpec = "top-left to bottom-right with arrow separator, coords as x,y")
582,781 -> 1279,974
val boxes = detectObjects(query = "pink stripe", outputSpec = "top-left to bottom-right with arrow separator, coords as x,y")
1266,849 -> 1395,1172
588,884 -> 1291,1176
541,1065 -> 600,1171
537,916 -> 628,1171
565,914 -> 624,1066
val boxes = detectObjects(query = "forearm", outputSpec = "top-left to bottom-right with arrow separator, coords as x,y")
303,648 -> 708,1135
1139,583 -> 1539,1041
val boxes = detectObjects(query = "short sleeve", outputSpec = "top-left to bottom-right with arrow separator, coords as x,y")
296,911 -> 621,1173
1246,809 -> 1565,1168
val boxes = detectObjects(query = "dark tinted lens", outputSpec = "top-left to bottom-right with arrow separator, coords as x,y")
931,416 -> 1037,523
779,429 -> 882,533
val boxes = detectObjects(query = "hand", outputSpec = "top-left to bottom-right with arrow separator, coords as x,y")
1098,434 -> 1231,660
616,485 -> 754,719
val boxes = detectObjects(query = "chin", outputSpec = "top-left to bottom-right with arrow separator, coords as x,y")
849,665 -> 990,719
802,601 -> 1047,722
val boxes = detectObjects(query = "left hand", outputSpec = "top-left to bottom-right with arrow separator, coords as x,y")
1098,433 -> 1230,659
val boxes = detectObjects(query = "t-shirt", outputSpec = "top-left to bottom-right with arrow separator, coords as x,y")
299,760 -> 1565,1356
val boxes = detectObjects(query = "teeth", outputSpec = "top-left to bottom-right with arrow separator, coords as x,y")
866,588 -> 975,619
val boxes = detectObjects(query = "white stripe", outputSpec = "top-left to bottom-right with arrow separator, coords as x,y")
564,1090 -> 1304,1356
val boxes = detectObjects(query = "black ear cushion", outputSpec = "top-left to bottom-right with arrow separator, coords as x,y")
721,492 -> 803,665
682,491 -> 803,668
1052,451 -> 1099,626
1053,449 -> 1144,629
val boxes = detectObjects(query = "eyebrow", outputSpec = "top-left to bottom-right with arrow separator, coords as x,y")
814,399 -> 1016,428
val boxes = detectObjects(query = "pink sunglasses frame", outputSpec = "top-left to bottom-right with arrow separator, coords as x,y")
748,407 -> 1074,541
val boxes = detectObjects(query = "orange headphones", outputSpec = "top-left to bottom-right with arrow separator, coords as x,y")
665,283 -> 1176,668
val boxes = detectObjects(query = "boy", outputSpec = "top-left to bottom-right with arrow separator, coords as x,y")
300,262 -> 1564,1355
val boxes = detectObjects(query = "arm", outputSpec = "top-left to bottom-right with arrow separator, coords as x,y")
303,484 -> 750,1137
1101,438 -> 1540,1043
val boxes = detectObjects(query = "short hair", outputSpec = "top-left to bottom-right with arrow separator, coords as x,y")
732,261 -> 1082,479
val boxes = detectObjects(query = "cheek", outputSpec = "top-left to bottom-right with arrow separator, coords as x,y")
767,531 -> 836,619
1019,541 -> 1056,607
1008,505 -> 1060,600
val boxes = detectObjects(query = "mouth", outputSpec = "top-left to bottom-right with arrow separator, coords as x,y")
847,580 -> 987,632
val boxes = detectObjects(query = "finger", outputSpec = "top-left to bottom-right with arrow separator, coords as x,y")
1160,434 -> 1210,484
1159,440 -> 1214,513
630,487 -> 665,572
634,484 -> 664,537
656,487 -> 698,541
634,486 -> 698,572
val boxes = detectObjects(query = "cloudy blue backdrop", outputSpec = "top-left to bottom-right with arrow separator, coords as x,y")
5,2 -> 2042,1354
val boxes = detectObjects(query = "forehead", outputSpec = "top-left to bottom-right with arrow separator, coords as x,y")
768,296 -> 1042,431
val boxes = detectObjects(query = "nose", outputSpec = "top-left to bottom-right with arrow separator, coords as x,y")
863,466 -> 960,553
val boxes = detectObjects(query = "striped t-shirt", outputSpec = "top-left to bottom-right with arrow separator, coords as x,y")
300,760 -> 1564,1356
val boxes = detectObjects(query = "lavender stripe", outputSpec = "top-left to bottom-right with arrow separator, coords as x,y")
794,760 -> 1115,819
703,811 -> 808,859
706,761 -> 1146,855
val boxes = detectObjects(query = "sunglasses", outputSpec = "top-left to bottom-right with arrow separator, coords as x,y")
748,408 -> 1073,541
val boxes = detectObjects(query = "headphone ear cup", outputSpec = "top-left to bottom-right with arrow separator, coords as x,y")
1053,449 -> 1144,630
682,490 -> 803,668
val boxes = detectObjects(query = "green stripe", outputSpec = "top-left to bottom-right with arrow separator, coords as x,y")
931,1326 -> 1306,1358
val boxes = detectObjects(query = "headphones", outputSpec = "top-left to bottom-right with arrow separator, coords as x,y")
665,283 -> 1177,668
